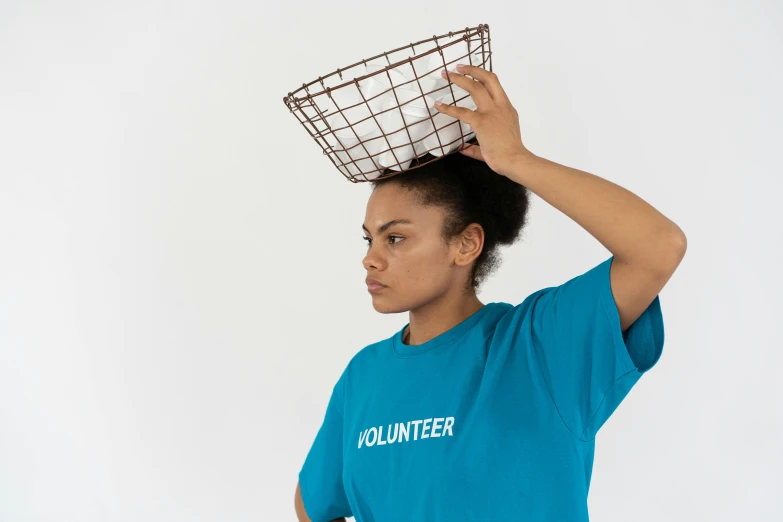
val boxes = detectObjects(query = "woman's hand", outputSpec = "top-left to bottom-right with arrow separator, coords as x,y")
434,64 -> 533,177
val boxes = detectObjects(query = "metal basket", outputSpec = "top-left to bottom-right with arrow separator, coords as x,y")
282,24 -> 492,183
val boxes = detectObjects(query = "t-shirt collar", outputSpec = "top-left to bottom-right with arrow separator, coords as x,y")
392,303 -> 495,358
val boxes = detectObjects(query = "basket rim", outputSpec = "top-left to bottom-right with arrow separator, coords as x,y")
283,24 -> 491,108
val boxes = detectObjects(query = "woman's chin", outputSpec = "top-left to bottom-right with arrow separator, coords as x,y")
370,295 -> 405,314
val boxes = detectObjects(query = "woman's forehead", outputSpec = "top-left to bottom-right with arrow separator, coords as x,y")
364,187 -> 443,232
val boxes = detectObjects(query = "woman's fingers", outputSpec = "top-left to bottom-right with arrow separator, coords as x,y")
441,69 -> 492,110
433,100 -> 477,124
453,64 -> 511,105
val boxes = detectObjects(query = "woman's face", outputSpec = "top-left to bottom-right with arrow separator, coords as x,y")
362,182 -> 480,314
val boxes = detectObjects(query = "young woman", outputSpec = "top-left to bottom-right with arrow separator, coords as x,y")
294,64 -> 687,522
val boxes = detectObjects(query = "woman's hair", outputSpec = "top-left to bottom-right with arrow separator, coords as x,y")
371,149 -> 530,291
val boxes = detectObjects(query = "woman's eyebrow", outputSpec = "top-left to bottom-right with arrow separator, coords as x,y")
362,219 -> 413,235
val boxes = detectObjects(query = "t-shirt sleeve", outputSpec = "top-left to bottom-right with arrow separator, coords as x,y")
298,370 -> 353,522
528,255 -> 665,441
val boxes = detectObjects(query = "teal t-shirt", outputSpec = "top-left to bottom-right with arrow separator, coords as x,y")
299,256 -> 665,521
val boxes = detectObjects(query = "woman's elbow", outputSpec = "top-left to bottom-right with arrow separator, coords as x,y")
294,481 -> 313,522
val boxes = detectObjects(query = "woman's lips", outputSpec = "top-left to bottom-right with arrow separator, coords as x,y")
366,278 -> 387,292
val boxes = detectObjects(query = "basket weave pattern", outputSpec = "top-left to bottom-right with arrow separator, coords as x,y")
283,24 -> 493,183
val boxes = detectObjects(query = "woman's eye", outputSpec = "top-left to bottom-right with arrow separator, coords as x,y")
363,235 -> 403,246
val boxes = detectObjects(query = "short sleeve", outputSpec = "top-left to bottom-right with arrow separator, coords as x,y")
298,370 -> 353,522
529,256 -> 665,441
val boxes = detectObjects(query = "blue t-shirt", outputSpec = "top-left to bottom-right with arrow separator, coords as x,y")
298,256 -> 665,521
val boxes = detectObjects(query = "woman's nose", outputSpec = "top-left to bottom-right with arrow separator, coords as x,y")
362,254 -> 376,270
362,248 -> 384,271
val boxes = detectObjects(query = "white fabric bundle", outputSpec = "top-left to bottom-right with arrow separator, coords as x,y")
325,46 -> 486,179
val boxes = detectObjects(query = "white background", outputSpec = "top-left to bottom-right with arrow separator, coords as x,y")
1,1 -> 781,520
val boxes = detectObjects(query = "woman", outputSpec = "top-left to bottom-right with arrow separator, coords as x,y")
294,64 -> 687,521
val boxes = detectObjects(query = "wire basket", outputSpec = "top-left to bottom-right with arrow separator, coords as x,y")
282,24 -> 492,183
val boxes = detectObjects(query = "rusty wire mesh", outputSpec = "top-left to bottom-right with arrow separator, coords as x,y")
282,24 -> 492,183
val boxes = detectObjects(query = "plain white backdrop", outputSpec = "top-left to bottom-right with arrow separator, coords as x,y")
1,1 -> 781,520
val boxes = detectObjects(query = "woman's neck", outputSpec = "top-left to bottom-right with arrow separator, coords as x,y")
403,293 -> 484,346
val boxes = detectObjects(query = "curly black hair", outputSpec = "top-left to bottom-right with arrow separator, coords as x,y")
371,149 -> 530,291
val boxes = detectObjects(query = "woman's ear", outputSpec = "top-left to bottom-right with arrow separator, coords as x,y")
455,223 -> 484,267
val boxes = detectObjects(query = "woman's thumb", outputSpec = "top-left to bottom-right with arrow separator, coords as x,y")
459,144 -> 484,162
